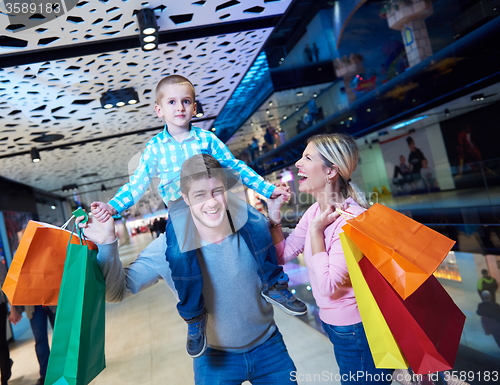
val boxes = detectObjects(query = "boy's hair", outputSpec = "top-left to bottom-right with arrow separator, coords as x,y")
155,75 -> 196,103
180,154 -> 227,196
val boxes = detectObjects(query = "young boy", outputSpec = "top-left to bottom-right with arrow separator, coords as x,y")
92,75 -> 306,358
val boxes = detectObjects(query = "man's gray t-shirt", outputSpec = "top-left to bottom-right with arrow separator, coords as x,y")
199,233 -> 275,352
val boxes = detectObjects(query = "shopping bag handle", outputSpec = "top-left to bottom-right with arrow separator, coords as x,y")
67,225 -> 89,247
336,207 -> 356,220
60,207 -> 89,230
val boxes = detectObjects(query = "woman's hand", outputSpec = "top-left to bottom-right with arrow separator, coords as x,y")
309,205 -> 341,235
8,306 -> 22,325
267,182 -> 289,224
309,205 -> 341,256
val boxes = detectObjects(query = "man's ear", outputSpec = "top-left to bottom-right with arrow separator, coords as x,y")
154,103 -> 163,118
181,192 -> 190,206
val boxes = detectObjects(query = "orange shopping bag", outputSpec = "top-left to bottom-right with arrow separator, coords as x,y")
342,203 -> 455,299
2,220 -> 96,305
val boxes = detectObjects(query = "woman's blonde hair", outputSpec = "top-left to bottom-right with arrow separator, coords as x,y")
307,133 -> 368,208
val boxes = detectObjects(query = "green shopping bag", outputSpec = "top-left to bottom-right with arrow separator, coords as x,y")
45,229 -> 106,385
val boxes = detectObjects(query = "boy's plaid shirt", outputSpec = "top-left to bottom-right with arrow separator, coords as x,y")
109,125 -> 275,213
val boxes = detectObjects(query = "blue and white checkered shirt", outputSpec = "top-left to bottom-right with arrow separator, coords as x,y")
109,125 -> 275,213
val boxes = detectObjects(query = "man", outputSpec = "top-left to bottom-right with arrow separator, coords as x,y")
477,290 -> 500,347
477,269 -> 499,303
11,306 -> 56,385
80,154 -> 297,384
406,136 -> 426,177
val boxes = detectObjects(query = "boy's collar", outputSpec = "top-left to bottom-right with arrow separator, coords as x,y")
162,123 -> 196,142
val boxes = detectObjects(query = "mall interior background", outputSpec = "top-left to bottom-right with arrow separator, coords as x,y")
1,1 -> 500,383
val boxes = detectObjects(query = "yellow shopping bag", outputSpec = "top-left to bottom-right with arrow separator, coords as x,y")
340,232 -> 408,369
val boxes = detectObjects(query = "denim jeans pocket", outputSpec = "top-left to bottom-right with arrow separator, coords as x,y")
323,323 -> 357,343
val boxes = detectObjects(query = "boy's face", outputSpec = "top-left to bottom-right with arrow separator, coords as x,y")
154,83 -> 196,131
182,177 -> 228,231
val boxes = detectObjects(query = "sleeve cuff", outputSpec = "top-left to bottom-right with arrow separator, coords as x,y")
108,200 -> 122,214
97,237 -> 119,247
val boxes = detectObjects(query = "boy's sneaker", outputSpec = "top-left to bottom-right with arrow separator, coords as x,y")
185,312 -> 207,358
262,283 -> 307,316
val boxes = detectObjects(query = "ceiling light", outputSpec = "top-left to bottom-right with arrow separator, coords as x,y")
62,183 -> 78,192
137,8 -> 159,51
137,8 -> 158,34
471,94 -> 484,101
143,42 -> 157,51
100,88 -> 140,109
195,101 -> 204,118
143,35 -> 157,43
445,109 -> 450,116
143,27 -> 156,35
30,147 -> 40,163
296,91 -> 304,97
391,115 -> 428,130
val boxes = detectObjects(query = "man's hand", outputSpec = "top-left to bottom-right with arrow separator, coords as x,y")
8,306 -> 22,325
76,209 -> 116,245
90,201 -> 116,222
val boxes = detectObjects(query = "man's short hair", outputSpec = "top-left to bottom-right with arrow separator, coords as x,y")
481,269 -> 489,276
406,136 -> 414,145
180,154 -> 227,195
155,75 -> 196,103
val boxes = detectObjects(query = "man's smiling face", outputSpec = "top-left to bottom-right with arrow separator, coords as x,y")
184,177 -> 228,230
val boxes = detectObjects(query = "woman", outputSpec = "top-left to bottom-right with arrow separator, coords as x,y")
267,133 -> 393,384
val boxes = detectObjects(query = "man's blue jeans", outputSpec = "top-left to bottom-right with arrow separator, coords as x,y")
166,198 -> 287,319
29,305 -> 56,378
193,328 -> 297,384
322,322 -> 394,385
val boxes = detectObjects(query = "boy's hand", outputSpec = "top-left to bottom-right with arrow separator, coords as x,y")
91,201 -> 116,222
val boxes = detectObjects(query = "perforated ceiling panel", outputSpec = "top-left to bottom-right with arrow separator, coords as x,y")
0,0 -> 290,53
0,27 -> 273,191
0,0 -> 293,205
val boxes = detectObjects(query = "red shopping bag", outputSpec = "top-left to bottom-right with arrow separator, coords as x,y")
343,203 -> 455,299
2,220 -> 96,305
359,257 -> 465,375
